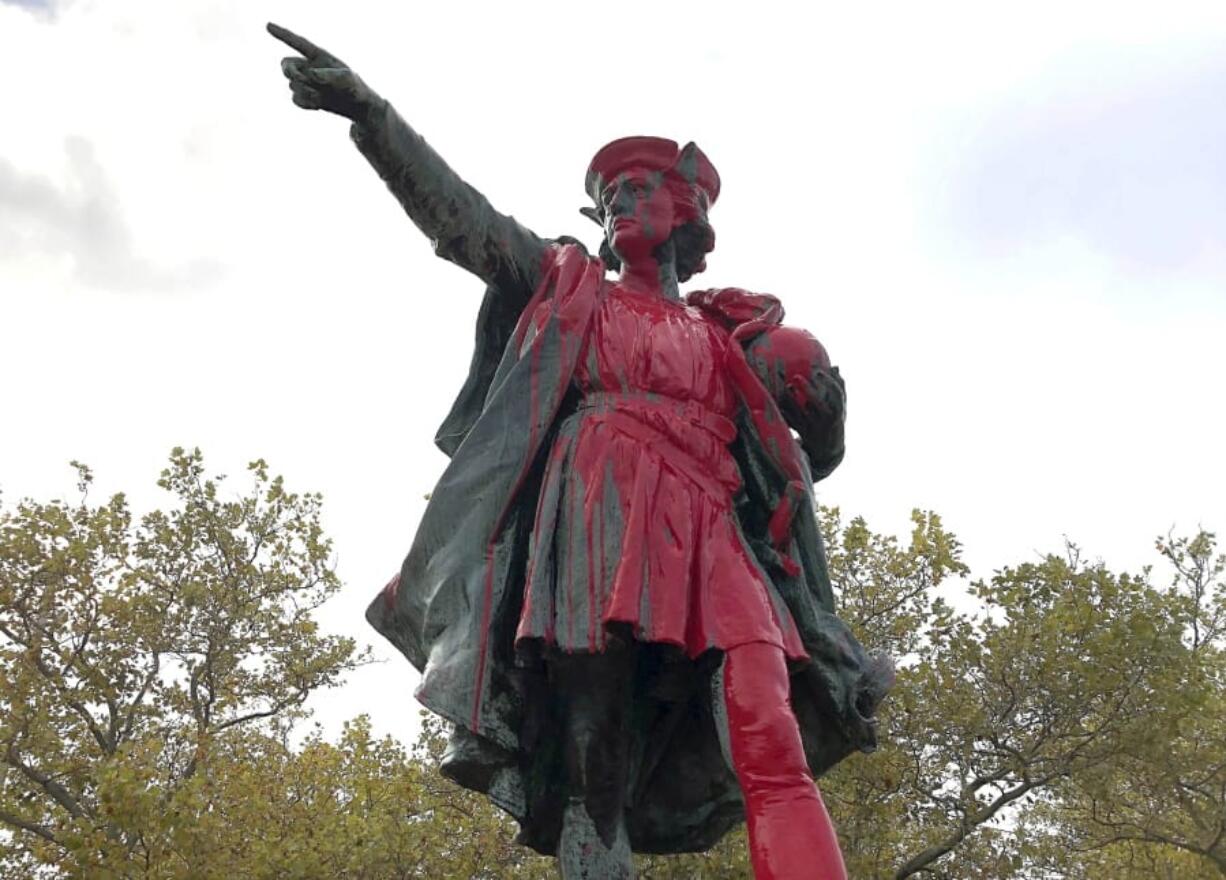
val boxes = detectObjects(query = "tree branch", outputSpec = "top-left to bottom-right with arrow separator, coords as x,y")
0,807 -> 62,846
4,746 -> 91,821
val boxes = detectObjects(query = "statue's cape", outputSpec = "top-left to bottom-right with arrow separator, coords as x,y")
366,243 -> 890,854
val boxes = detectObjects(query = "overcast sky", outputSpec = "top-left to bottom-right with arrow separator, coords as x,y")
3,0 -> 1224,742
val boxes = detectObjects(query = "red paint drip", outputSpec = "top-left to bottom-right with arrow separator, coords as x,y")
382,572 -> 401,611
566,472 -> 576,651
586,498 -> 597,652
470,548 -> 498,731
475,245 -> 604,730
689,289 -> 811,558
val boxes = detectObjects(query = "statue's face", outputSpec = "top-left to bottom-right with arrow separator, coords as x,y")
600,170 -> 677,263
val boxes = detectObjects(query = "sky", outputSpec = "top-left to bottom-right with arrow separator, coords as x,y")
2,0 -> 1224,743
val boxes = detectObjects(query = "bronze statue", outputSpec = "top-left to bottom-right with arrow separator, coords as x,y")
270,22 -> 892,879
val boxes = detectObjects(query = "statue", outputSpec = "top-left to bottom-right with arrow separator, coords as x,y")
270,22 -> 893,879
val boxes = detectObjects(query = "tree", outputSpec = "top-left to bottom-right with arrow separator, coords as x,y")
170,712 -> 556,880
888,549 -> 1187,878
814,514 -> 1225,879
1042,531 -> 1226,876
0,449 -> 367,877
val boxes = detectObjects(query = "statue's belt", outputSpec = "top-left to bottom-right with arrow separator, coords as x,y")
574,391 -> 740,499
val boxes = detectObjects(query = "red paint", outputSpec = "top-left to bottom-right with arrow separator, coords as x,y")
471,550 -> 498,730
511,155 -> 825,660
514,282 -> 808,660
519,441 -> 562,632
566,469 -> 576,650
689,289 -> 813,570
436,140 -> 848,873
473,247 -> 605,731
768,481 -> 808,549
585,136 -> 720,211
492,248 -> 605,543
765,325 -> 833,376
381,572 -> 401,611
605,172 -> 676,266
586,501 -> 597,652
586,136 -> 718,294
724,642 -> 849,880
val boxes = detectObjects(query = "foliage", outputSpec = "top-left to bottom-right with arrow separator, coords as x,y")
171,712 -> 555,880
1039,532 -> 1226,876
0,450 -> 367,877
817,514 -> 1225,879
2,454 -> 1222,878
641,510 -> 1224,879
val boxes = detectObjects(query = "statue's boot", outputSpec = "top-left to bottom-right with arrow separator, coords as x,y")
723,642 -> 849,880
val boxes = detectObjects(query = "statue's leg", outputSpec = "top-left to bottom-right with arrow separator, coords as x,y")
720,642 -> 848,880
549,640 -> 636,880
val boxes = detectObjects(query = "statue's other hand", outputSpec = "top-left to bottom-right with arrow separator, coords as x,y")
268,22 -> 377,122
780,369 -> 845,478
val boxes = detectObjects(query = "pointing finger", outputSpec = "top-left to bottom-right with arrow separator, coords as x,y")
267,22 -> 323,59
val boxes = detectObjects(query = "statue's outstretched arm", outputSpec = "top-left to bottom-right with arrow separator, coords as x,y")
269,23 -> 547,293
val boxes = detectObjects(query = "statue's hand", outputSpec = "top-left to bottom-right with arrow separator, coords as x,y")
780,368 -> 845,478
268,22 -> 379,123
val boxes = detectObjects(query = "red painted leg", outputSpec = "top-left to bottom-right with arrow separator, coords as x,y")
723,642 -> 848,880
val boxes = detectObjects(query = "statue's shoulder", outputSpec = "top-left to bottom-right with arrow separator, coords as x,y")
684,287 -> 784,333
530,236 -> 601,279
552,235 -> 592,256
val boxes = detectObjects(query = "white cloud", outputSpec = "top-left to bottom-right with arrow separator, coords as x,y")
0,137 -> 223,290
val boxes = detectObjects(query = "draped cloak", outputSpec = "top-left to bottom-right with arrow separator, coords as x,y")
366,242 -> 890,854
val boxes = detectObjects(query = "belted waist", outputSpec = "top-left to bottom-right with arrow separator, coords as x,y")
575,391 -> 741,498
577,391 -> 737,443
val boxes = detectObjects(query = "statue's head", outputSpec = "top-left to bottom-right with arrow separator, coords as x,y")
582,136 -> 719,281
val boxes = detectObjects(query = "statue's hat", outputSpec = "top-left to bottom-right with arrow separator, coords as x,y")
584,136 -> 721,210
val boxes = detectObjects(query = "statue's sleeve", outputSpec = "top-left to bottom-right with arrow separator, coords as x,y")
349,100 -> 548,299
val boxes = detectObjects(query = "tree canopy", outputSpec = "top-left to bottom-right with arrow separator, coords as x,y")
1,452 -> 1221,878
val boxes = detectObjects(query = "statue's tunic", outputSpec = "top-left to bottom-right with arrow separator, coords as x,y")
516,283 -> 807,659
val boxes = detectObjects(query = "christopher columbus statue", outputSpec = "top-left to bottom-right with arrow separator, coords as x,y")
271,22 -> 893,880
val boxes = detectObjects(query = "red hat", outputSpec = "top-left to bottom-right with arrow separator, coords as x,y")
584,136 -> 721,211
